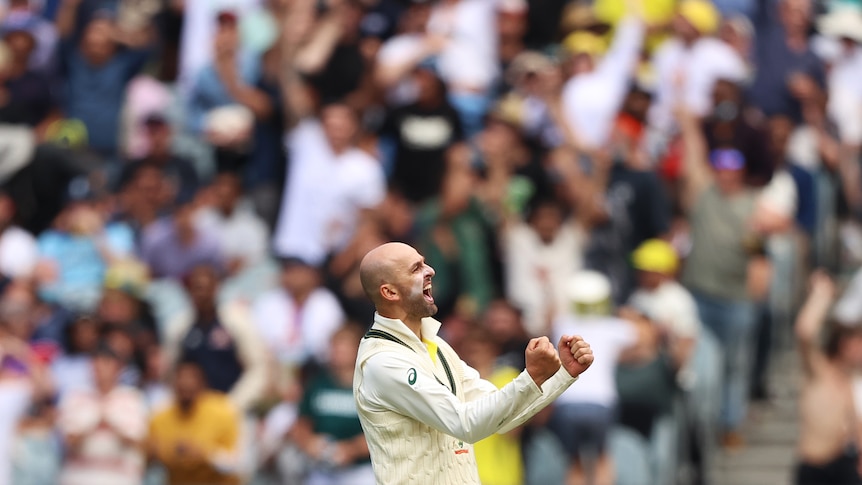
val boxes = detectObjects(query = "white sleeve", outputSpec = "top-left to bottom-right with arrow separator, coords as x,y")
362,351 -> 563,444
595,16 -> 646,87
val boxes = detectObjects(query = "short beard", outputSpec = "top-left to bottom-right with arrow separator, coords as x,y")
402,285 -> 438,319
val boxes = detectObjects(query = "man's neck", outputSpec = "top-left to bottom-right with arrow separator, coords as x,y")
378,308 -> 423,340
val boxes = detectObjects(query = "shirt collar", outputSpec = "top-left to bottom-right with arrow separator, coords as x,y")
372,312 -> 442,346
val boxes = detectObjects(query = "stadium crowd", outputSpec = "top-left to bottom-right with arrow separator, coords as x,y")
1,0 -> 862,483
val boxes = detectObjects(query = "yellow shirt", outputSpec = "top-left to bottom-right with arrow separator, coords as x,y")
474,366 -> 525,485
149,392 -> 241,485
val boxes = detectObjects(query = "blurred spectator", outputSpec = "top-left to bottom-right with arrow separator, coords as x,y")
55,3 -> 153,158
0,0 -> 58,71
496,0 -> 528,66
379,65 -> 463,204
298,0 -> 370,105
479,299 -> 530,370
186,9 -> 261,158
0,191 -> 38,280
164,265 -> 267,412
702,79 -> 774,187
581,135 -> 672,305
148,357 -> 242,485
35,187 -> 136,312
117,113 -> 200,206
273,31 -> 385,266
649,0 -> 747,133
427,0 -> 500,136
374,0 -> 444,106
114,163 -> 176,240
817,7 -> 862,148
560,5 -> 645,150
550,270 -> 637,485
501,196 -> 586,336
794,271 -> 862,485
193,171 -> 269,276
677,107 -> 762,448
416,143 -> 495,319
139,200 -> 223,280
749,0 -> 825,123
462,325 -> 524,485
56,343 -> 148,485
0,18 -> 57,130
0,285 -> 55,485
50,314 -> 99,398
627,239 -> 700,384
287,325 -> 373,485
253,258 -> 344,391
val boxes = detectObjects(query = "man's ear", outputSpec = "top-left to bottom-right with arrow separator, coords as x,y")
380,284 -> 399,302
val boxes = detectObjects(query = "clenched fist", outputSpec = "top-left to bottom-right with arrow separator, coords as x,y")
525,337 -> 562,388
559,335 -> 593,378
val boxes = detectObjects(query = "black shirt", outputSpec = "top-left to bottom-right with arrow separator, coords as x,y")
381,102 -> 464,203
181,320 -> 243,394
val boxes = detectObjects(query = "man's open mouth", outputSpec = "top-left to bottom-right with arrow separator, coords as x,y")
423,283 -> 434,303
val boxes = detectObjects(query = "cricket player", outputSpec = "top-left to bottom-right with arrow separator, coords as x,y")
353,242 -> 594,484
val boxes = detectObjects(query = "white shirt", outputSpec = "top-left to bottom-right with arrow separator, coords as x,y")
825,43 -> 862,145
552,315 -> 636,407
195,204 -> 269,267
650,37 -> 748,133
355,313 -> 577,484
0,379 -> 32,485
0,226 -> 37,279
273,120 -> 386,265
562,17 -> 645,149
252,287 -> 345,366
628,281 -> 701,340
757,168 -> 798,220
427,0 -> 498,90
57,386 -> 148,485
502,221 -> 586,336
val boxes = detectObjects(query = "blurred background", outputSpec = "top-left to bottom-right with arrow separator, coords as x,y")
0,0 -> 862,483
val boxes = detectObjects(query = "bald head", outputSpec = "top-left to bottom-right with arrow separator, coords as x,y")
359,242 -> 416,305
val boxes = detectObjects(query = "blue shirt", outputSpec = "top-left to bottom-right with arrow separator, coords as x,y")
186,52 -> 261,134
60,41 -> 150,156
749,0 -> 825,122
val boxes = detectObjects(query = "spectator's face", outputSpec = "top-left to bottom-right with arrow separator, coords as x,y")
212,173 -> 241,213
414,69 -> 442,104
673,14 -> 699,43
105,329 -> 135,362
719,21 -> 751,57
529,204 -> 563,243
712,80 -> 741,109
713,167 -> 745,194
82,18 -> 116,61
0,284 -> 35,340
280,264 -> 321,296
637,270 -> 665,291
767,115 -> 794,157
461,337 -> 497,370
69,317 -> 100,354
328,331 -> 359,371
144,121 -> 172,154
779,0 -> 811,34
321,104 -> 358,151
92,354 -> 122,388
65,203 -> 104,236
570,52 -> 594,76
214,18 -> 239,59
498,11 -> 527,39
482,302 -> 523,342
98,289 -> 139,325
174,364 -> 205,407
837,334 -> 862,368
624,91 -> 652,122
3,32 -> 36,65
186,267 -> 219,312
402,4 -> 431,33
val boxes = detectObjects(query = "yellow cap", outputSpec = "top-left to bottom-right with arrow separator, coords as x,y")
678,0 -> 721,35
562,31 -> 607,57
632,239 -> 679,275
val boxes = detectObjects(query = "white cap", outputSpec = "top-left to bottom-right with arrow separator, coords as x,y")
567,270 -> 612,305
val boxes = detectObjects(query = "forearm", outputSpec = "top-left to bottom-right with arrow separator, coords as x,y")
224,76 -> 274,120
56,0 -> 81,39
497,366 -> 576,434
294,16 -> 342,75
